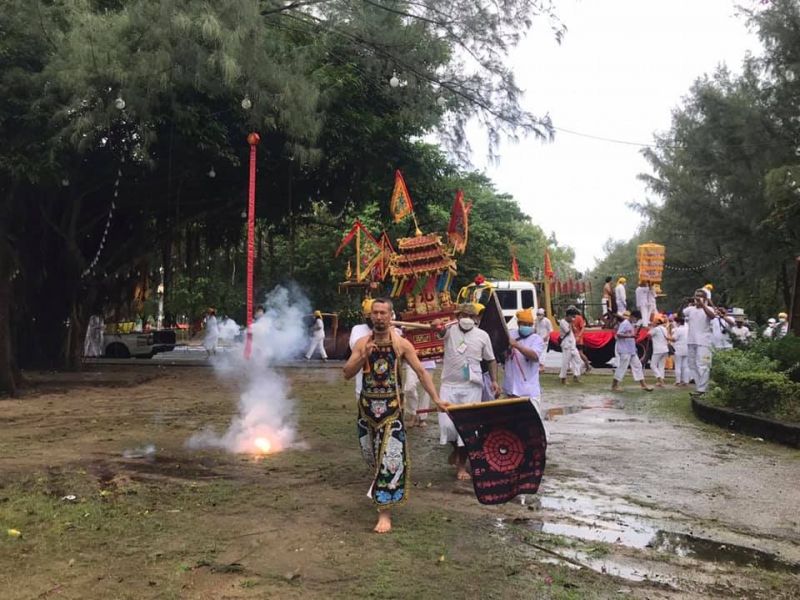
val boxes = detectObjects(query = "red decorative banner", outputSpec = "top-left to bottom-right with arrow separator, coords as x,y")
447,190 -> 471,254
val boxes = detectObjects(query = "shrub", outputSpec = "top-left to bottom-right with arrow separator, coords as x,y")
763,334 -> 800,383
710,345 -> 800,422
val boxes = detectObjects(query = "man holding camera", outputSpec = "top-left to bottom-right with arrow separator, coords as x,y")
681,289 -> 719,396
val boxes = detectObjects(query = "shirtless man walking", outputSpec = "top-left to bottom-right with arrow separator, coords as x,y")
344,298 -> 446,533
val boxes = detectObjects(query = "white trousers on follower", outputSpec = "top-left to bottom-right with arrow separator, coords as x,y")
674,354 -> 691,384
650,352 -> 668,380
404,365 -> 431,421
688,344 -> 712,392
305,338 -> 327,359
614,352 -> 644,382
559,346 -> 582,379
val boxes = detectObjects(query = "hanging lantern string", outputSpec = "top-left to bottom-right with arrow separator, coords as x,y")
82,165 -> 122,278
663,255 -> 727,272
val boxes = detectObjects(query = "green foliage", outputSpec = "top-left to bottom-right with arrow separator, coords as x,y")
710,343 -> 800,422
761,334 -> 800,383
591,1 -> 800,319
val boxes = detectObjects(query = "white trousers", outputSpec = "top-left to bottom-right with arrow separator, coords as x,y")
688,344 -> 712,392
559,346 -> 582,379
438,382 -> 483,446
404,365 -> 431,421
614,352 -> 644,382
674,354 -> 691,384
651,352 -> 668,380
305,338 -> 327,359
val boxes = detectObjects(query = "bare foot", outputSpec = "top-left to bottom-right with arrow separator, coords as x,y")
611,387 -> 623,393
456,467 -> 472,481
373,510 -> 392,534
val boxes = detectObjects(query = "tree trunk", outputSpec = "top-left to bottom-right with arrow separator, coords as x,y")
0,215 -> 18,396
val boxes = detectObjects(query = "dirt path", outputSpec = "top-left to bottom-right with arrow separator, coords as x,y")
0,366 -> 798,599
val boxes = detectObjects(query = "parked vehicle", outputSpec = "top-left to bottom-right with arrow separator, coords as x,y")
103,330 -> 176,359
489,280 -> 538,329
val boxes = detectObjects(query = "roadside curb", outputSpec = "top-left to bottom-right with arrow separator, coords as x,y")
691,397 -> 800,449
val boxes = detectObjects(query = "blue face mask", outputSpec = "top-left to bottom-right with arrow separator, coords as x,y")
518,325 -> 534,337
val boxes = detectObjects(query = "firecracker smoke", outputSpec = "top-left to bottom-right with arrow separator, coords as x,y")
187,284 -> 311,454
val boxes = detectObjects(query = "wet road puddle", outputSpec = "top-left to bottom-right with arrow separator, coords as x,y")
545,397 -> 625,421
498,487 -> 800,583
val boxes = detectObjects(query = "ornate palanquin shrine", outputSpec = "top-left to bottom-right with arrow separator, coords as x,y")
335,170 -> 471,360
388,233 -> 457,360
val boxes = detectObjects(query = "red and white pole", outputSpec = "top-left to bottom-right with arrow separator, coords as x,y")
244,132 -> 260,359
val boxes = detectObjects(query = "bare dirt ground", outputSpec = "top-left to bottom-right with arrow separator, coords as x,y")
1,365 -> 798,599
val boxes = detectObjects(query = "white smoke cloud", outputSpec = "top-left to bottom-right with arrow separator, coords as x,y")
187,284 -> 312,454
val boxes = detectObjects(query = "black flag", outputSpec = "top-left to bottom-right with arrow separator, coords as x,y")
448,397 -> 547,504
478,290 -> 511,364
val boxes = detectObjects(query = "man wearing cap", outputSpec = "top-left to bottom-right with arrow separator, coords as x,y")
434,303 -> 499,481
730,317 -> 751,344
602,276 -> 616,318
681,289 -> 717,395
611,310 -> 654,392
776,312 -> 790,338
647,314 -> 671,387
305,310 -> 327,361
615,277 -> 628,316
504,308 -> 546,414
558,307 -> 583,384
763,317 -> 777,338
535,308 -> 553,373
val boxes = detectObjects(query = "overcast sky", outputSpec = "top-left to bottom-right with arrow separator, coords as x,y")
468,0 -> 763,273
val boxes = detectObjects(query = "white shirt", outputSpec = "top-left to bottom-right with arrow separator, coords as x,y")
349,323 -> 372,398
683,306 -> 713,347
672,324 -> 688,356
648,324 -> 670,355
441,325 -> 495,386
310,317 -> 325,340
730,325 -> 750,343
558,319 -> 576,350
535,316 -> 553,341
635,286 -> 649,309
615,284 -> 627,310
503,331 -> 545,399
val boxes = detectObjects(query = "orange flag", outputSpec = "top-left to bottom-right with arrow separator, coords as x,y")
544,250 -> 554,279
390,170 -> 414,223
511,255 -> 520,281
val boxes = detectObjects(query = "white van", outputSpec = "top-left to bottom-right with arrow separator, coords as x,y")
490,281 -> 538,328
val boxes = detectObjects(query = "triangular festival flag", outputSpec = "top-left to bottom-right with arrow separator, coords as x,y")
448,397 -> 547,505
447,190 -> 470,254
390,170 -> 414,223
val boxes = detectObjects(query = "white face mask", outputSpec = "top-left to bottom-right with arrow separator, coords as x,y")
779,318 -> 787,323
458,317 -> 475,331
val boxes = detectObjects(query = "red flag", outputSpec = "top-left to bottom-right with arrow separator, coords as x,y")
335,221 -> 360,257
390,170 -> 414,223
544,250 -> 554,279
447,190 -> 471,254
511,255 -> 520,281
